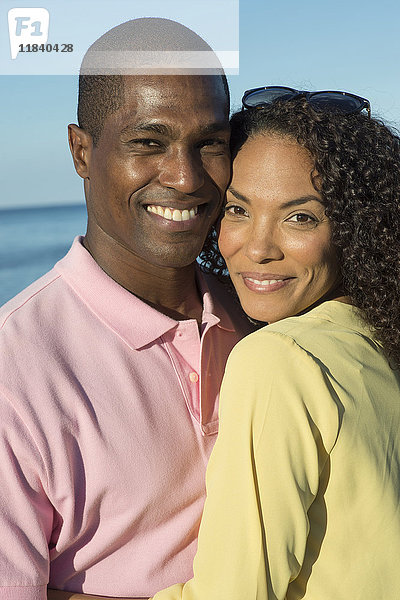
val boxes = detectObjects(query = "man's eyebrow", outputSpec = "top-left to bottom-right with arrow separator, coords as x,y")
120,121 -> 229,139
228,187 -> 323,208
197,122 -> 230,137
120,122 -> 173,137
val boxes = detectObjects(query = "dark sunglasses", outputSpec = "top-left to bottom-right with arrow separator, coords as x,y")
242,86 -> 371,117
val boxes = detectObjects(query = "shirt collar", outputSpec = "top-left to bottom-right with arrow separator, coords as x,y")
196,268 -> 237,333
55,237 -> 237,349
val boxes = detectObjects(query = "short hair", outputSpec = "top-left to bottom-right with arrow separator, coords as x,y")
78,18 -> 229,145
201,98 -> 400,366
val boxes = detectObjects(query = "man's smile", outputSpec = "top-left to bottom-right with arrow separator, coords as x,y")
145,204 -> 199,221
144,203 -> 207,232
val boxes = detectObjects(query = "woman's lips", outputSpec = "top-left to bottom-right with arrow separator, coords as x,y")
240,272 -> 294,293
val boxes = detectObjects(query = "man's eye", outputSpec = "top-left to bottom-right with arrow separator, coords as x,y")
128,139 -> 162,149
224,204 -> 248,217
199,139 -> 228,152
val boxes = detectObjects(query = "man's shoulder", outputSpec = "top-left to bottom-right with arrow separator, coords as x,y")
0,267 -> 62,331
0,266 -> 70,401
0,238 -> 84,337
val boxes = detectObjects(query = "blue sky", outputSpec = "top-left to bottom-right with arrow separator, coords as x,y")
1,0 -> 400,208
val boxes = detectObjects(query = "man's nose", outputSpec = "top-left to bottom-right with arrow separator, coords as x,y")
158,148 -> 205,194
245,222 -> 284,264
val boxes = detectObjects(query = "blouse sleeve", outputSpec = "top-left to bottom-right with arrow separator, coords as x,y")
151,330 -> 340,600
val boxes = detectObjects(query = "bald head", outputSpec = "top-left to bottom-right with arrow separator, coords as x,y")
77,17 -> 229,145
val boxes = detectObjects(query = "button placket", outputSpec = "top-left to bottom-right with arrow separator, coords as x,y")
189,371 -> 199,383
162,323 -> 202,422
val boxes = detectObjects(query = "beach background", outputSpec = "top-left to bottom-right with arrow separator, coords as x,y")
1,0 -> 400,305
0,204 -> 86,304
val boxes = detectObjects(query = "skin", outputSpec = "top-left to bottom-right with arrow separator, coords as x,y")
219,134 -> 347,323
69,74 -> 230,324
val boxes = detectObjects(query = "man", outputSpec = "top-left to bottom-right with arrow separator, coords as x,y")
0,18 -> 252,600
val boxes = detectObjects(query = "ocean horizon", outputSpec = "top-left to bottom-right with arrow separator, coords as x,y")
0,203 -> 87,306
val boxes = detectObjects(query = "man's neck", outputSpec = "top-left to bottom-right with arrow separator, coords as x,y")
82,234 -> 204,324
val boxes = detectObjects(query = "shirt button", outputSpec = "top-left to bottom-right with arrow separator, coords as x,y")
189,372 -> 199,383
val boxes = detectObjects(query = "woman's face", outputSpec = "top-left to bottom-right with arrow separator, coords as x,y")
219,134 -> 341,323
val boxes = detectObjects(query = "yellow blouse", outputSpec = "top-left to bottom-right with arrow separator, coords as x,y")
152,301 -> 400,600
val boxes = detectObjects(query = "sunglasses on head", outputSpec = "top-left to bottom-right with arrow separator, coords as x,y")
242,86 -> 371,117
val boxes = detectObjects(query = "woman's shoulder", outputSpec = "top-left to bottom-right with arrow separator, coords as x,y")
237,301 -> 374,350
267,300 -> 370,337
229,300 -> 382,379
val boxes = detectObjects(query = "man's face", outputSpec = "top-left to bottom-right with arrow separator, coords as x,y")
84,75 -> 230,269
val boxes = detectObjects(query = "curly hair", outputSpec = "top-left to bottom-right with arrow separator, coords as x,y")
199,98 -> 400,366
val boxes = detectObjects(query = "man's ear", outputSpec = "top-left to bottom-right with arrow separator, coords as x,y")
68,124 -> 93,180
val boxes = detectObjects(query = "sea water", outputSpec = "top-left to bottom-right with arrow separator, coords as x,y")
0,204 -> 87,306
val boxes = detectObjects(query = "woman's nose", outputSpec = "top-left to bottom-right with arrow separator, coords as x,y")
244,223 -> 284,264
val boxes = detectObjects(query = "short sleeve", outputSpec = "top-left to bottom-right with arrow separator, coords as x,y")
152,329 -> 340,600
0,388 -> 53,600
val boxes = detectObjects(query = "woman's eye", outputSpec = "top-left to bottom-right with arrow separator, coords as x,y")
286,213 -> 318,225
224,204 -> 248,217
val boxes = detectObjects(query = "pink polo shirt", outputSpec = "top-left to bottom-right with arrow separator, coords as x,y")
0,237 -> 252,600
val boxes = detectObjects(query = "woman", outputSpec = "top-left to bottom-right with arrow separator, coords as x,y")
152,89 -> 400,599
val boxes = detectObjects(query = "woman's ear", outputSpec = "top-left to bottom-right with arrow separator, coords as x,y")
68,124 -> 93,180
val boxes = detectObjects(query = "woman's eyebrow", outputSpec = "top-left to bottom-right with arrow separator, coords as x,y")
227,186 -> 250,204
228,187 -> 323,208
280,195 -> 324,208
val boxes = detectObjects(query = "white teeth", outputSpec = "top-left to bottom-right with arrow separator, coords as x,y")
146,205 -> 199,221
247,278 -> 283,286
